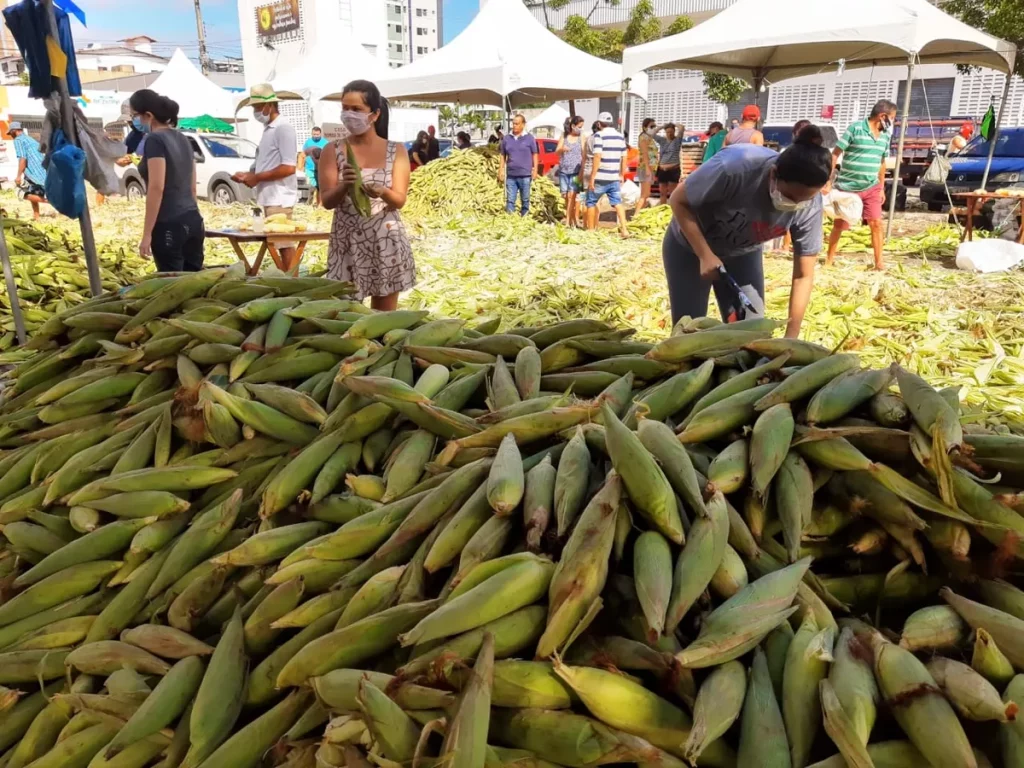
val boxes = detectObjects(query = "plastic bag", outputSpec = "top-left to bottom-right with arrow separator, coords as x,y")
922,154 -> 951,186
75,111 -> 126,195
620,179 -> 641,207
44,128 -> 86,218
955,240 -> 1024,273
821,189 -> 863,224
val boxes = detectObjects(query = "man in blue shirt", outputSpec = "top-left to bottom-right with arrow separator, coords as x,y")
498,114 -> 538,216
302,126 -> 328,206
9,122 -> 47,219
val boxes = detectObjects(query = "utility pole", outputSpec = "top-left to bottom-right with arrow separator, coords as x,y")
193,0 -> 212,74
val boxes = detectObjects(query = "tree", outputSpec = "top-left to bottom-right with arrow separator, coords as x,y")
622,0 -> 661,48
945,0 -> 1023,79
703,73 -> 748,105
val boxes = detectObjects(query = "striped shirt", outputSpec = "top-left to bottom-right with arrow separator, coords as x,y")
656,135 -> 683,166
592,127 -> 626,183
836,119 -> 890,192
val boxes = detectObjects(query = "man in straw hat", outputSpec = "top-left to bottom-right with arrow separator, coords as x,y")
233,83 -> 299,262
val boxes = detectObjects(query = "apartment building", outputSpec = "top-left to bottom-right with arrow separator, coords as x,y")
386,0 -> 443,67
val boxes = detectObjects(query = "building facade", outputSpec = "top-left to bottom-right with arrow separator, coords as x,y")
525,0 -> 1024,140
386,0 -> 443,67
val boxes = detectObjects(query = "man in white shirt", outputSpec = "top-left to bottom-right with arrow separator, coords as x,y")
233,84 -> 299,266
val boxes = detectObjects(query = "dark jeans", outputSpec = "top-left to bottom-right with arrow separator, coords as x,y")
152,210 -> 205,273
505,176 -> 532,216
662,228 -> 764,325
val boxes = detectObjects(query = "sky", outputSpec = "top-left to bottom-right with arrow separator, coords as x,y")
69,0 -> 480,60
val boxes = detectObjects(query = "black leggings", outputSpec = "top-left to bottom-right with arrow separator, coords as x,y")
662,228 -> 764,325
152,210 -> 205,272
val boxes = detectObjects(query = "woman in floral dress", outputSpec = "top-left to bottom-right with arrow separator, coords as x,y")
320,80 -> 414,310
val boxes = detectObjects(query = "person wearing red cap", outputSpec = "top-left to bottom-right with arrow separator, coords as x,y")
949,122 -> 973,155
724,105 -> 764,147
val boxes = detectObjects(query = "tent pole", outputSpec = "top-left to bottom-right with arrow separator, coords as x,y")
886,54 -> 915,239
41,0 -> 102,298
0,212 -> 27,345
980,71 -> 1013,190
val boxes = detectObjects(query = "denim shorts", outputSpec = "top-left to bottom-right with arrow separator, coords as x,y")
559,171 -> 580,195
586,180 -> 622,208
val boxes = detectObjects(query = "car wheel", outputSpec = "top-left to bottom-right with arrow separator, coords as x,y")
927,201 -> 944,212
212,183 -> 236,206
125,180 -> 144,201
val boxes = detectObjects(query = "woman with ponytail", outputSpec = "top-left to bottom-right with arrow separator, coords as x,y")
320,79 -> 414,311
130,88 -> 205,271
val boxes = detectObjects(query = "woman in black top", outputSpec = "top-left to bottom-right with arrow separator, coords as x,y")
131,89 -> 204,272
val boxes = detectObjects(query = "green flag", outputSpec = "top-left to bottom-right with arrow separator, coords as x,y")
980,104 -> 996,141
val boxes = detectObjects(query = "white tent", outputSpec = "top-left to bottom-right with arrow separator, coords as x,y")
367,0 -> 647,108
621,0 -> 1016,233
148,49 -> 239,121
527,104 -> 571,134
621,0 -> 1014,84
273,36 -> 387,102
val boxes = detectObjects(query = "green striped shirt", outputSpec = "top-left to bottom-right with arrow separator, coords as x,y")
836,119 -> 890,192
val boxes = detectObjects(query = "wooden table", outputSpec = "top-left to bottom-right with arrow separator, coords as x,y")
960,192 -> 1024,244
205,229 -> 331,275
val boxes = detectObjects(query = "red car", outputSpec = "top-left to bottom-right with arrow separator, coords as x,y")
536,138 -> 560,176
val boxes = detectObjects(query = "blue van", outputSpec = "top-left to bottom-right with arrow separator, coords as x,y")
920,127 -> 1024,213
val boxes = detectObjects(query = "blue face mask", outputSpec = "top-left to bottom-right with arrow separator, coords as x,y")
132,116 -> 149,134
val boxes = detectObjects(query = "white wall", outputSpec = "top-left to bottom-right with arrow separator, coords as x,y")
76,52 -> 167,75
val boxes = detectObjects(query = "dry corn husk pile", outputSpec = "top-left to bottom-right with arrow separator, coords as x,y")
628,205 -> 970,258
3,266 -> 1024,767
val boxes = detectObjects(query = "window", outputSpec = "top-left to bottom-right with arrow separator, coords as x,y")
417,46 -> 425,54
416,8 -> 424,16
396,44 -> 403,52
961,131 -> 1024,158
202,136 -> 258,160
416,27 -> 427,35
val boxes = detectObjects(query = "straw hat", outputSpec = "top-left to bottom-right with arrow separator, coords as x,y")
235,83 -> 304,113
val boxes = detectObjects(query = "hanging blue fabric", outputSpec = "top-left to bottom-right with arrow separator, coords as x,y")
3,0 -> 83,98
52,0 -> 84,27
45,128 -> 86,219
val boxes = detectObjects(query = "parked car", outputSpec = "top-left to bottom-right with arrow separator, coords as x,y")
535,138 -> 560,176
920,127 -> 1024,220
761,123 -> 839,151
116,131 -> 309,205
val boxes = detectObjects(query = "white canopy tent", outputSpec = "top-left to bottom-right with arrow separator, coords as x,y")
273,34 -> 387,102
148,49 -> 240,121
527,104 -> 571,134
363,0 -> 647,109
622,0 -> 1016,234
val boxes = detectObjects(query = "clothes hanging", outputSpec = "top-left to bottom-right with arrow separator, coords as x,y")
3,0 -> 83,98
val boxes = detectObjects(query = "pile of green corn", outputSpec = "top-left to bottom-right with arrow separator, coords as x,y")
0,219 -> 149,349
2,264 -> 1024,768
403,148 -> 564,225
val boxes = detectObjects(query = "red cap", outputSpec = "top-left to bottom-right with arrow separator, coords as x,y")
960,122 -> 973,138
741,105 -> 761,121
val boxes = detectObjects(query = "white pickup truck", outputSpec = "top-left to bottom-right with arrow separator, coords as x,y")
116,130 -> 309,205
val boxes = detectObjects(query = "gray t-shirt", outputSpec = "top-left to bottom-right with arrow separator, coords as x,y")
139,129 -> 198,223
669,144 -> 822,258
254,117 -> 298,208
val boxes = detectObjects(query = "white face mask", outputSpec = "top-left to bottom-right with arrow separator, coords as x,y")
770,176 -> 810,212
342,110 -> 373,136
646,126 -> 656,136
253,110 -> 271,126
